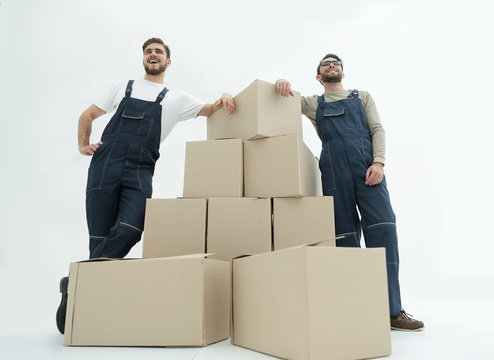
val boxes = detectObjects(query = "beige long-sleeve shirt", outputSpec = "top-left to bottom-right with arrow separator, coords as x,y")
301,89 -> 386,164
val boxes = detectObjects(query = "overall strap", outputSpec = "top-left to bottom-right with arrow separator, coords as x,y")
317,94 -> 325,108
155,87 -> 169,104
125,80 -> 134,98
347,89 -> 359,98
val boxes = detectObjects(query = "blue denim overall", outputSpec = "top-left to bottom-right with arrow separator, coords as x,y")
86,80 -> 168,259
316,90 -> 402,316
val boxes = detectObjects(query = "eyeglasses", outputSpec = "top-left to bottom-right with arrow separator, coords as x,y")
320,60 -> 342,67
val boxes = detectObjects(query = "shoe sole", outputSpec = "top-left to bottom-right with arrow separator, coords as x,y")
56,277 -> 69,334
391,326 -> 424,332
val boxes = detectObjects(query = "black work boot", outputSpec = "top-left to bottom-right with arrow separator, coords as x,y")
56,276 -> 69,334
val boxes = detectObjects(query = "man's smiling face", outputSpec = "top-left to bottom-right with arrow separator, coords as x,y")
143,43 -> 170,75
317,57 -> 344,83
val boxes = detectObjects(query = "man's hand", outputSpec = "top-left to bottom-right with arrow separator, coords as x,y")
215,93 -> 235,115
365,162 -> 384,186
79,141 -> 103,156
276,79 -> 294,97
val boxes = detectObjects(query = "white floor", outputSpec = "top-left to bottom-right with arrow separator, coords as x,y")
1,270 -> 493,360
0,321 -> 492,360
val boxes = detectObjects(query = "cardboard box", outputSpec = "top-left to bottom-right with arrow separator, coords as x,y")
183,139 -> 243,198
273,196 -> 335,250
244,134 -> 322,198
207,198 -> 272,261
142,198 -> 206,258
207,79 -> 303,141
64,255 -> 230,347
232,244 -> 391,360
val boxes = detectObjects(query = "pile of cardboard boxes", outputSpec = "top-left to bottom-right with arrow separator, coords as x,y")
64,80 -> 392,359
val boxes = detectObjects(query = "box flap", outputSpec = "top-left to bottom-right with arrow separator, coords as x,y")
76,257 -> 122,263
159,253 -> 214,260
232,254 -> 253,261
270,240 -> 332,253
306,240 -> 334,247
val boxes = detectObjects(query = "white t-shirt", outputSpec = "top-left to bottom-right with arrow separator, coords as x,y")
94,78 -> 206,143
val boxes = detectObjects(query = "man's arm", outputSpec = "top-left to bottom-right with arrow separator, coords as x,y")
78,104 -> 106,156
198,93 -> 235,117
362,92 -> 385,186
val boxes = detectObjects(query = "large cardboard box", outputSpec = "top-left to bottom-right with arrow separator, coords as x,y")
207,198 -> 272,261
64,255 -> 230,347
142,198 -> 206,258
183,138 -> 243,198
244,134 -> 322,198
232,244 -> 391,360
207,79 -> 303,141
273,196 -> 335,250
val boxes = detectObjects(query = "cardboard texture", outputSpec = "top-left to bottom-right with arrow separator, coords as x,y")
207,79 -> 303,141
244,134 -> 322,198
207,198 -> 272,261
142,198 -> 206,258
273,197 -> 336,250
232,245 -> 391,360
64,255 -> 230,347
183,138 -> 243,198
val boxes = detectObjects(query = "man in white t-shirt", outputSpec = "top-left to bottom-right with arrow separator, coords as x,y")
56,37 -> 235,334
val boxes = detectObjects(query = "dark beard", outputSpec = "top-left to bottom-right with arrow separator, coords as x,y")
320,72 -> 342,83
144,64 -> 166,75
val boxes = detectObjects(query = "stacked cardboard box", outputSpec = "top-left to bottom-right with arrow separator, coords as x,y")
207,198 -> 271,261
233,243 -> 391,360
183,138 -> 243,198
64,255 -> 230,347
207,79 -> 303,140
142,198 -> 207,258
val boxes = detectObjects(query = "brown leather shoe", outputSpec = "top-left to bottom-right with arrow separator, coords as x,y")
390,310 -> 424,331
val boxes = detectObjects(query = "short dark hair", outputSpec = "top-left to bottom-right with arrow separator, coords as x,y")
142,37 -> 170,59
317,53 -> 343,75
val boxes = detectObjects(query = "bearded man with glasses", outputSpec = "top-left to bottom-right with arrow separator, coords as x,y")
276,53 -> 424,332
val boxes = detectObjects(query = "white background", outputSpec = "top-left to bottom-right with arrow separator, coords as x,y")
1,0 -> 493,358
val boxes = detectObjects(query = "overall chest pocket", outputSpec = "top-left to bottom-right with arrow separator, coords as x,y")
324,109 -> 345,117
118,109 -> 146,135
325,107 -> 363,130
318,108 -> 345,138
122,109 -> 145,120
